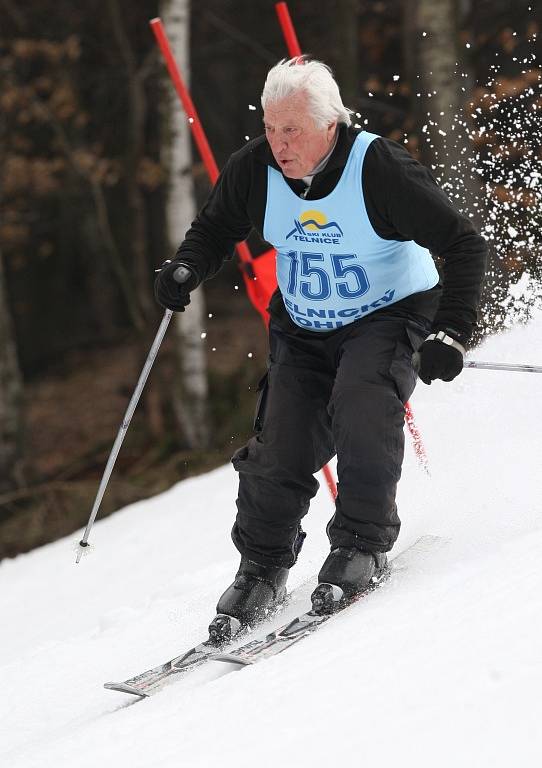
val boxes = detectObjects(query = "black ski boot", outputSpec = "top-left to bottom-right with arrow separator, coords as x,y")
208,558 -> 289,644
311,548 -> 388,614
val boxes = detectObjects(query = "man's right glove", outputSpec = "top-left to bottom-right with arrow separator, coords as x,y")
154,260 -> 198,312
413,330 -> 466,385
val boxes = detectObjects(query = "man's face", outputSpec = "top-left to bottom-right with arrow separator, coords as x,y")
263,93 -> 337,179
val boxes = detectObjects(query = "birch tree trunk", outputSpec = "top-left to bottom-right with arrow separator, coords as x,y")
0,252 -> 24,492
161,0 -> 209,449
413,0 -> 462,177
408,0 -> 482,226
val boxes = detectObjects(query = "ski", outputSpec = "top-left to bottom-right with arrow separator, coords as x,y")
211,535 -> 445,668
104,578 -> 315,697
104,536 -> 444,696
104,641 -> 223,697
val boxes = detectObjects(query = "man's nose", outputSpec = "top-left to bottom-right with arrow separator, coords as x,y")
270,135 -> 288,152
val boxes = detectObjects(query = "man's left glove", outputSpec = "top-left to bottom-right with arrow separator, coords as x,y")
413,330 -> 466,385
154,260 -> 198,312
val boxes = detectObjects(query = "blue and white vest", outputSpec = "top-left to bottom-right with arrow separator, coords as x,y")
263,131 -> 439,331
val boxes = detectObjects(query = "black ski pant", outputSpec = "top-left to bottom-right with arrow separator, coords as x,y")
231,312 -> 430,569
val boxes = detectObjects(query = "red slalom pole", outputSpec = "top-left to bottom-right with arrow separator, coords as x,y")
275,2 -> 302,57
150,18 -> 219,183
274,2 -> 429,474
275,3 -> 338,498
150,18 -> 254,270
152,15 -> 337,498
322,465 -> 337,498
405,403 -> 429,474
153,13 -> 337,498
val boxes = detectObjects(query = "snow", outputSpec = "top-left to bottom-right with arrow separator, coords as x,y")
1,315 -> 542,768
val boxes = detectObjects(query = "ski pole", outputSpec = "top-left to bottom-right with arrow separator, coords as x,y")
75,267 -> 190,563
464,360 -> 542,373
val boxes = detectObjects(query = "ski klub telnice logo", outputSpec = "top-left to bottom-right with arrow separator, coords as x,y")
286,209 -> 343,244
281,209 -> 395,330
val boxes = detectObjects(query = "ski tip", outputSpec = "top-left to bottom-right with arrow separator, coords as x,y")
104,681 -> 149,697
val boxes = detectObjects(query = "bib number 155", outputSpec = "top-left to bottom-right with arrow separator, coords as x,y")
285,251 -> 370,301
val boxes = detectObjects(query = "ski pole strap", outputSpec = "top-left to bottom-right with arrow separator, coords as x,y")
426,331 -> 466,356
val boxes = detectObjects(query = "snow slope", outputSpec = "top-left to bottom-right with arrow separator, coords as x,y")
1,315 -> 541,768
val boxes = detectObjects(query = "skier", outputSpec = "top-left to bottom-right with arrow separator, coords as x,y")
155,58 -> 487,637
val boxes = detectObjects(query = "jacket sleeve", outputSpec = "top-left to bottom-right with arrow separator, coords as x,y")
363,138 -> 488,344
174,153 -> 253,285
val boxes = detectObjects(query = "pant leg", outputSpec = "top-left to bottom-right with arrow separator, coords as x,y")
326,317 -> 423,553
231,325 -> 335,568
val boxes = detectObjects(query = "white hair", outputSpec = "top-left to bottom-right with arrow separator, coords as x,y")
261,57 -> 353,128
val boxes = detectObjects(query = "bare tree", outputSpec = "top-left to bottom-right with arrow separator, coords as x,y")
408,0 -> 463,173
160,0 -> 209,449
107,0 -> 157,323
404,0 -> 483,227
0,251 -> 24,493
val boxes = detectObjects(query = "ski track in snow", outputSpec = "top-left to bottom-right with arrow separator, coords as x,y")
1,314 -> 541,768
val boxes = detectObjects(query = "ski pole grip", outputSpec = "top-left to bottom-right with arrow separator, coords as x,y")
173,265 -> 192,284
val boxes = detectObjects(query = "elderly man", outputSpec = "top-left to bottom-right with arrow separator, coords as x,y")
155,58 -> 486,640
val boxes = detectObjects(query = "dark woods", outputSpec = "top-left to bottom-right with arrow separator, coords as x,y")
0,0 -> 540,557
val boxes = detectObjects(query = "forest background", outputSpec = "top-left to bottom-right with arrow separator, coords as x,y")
1,0 -> 540,558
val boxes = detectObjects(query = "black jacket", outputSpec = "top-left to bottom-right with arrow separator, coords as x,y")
176,124 -> 487,344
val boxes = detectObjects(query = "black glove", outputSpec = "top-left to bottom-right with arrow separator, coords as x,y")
154,260 -> 198,312
413,331 -> 466,385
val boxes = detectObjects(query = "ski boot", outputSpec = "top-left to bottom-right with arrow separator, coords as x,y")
311,547 -> 388,614
208,557 -> 289,644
